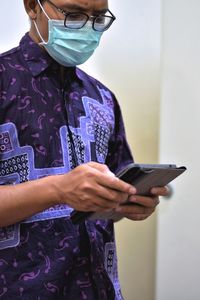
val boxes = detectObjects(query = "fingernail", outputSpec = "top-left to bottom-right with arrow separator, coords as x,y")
129,197 -> 137,203
129,187 -> 137,194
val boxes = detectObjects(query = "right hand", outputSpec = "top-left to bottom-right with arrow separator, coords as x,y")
54,162 -> 136,212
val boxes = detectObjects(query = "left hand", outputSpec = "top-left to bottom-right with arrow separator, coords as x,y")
114,186 -> 169,221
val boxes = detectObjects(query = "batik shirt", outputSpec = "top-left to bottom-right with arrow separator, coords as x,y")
0,33 -> 133,300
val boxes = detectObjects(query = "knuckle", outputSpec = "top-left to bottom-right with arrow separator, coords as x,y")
81,193 -> 89,202
77,165 -> 96,178
109,192 -> 119,202
110,191 -> 127,204
101,164 -> 110,172
81,181 -> 93,193
85,169 -> 95,179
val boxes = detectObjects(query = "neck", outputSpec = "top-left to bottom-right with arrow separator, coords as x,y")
29,22 -> 43,44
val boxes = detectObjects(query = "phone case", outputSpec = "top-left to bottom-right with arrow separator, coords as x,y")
116,163 -> 186,196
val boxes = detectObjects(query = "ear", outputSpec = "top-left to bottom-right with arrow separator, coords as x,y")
23,0 -> 40,20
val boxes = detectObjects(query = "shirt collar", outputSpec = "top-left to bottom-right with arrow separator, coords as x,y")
20,32 -> 83,82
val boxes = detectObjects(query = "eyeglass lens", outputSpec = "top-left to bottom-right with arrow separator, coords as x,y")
64,13 -> 114,31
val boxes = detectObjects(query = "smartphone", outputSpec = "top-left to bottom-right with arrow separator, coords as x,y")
116,163 -> 186,196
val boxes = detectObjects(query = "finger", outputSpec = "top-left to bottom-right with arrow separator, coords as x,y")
80,163 -> 116,183
125,213 -> 153,221
115,204 -> 155,215
76,173 -> 130,205
87,162 -> 115,176
76,164 -> 136,195
95,184 -> 129,204
150,186 -> 169,196
80,194 -> 121,211
96,173 -> 136,195
128,195 -> 159,208
88,163 -> 136,195
76,183 -> 126,211
81,163 -> 137,195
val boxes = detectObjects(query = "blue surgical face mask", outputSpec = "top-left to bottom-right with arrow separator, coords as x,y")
34,0 -> 103,67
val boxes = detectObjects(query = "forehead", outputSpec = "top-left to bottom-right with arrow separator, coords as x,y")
54,0 -> 108,10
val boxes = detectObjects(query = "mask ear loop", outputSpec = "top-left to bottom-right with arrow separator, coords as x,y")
33,20 -> 46,44
34,0 -> 51,44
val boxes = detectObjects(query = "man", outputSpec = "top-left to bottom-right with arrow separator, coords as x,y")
0,0 -> 168,299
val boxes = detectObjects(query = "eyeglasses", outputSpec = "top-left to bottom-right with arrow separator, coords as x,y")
45,0 -> 116,32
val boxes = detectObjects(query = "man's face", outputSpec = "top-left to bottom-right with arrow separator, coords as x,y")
27,0 -> 109,43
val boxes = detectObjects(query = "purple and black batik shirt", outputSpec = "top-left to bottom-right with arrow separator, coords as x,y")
0,33 -> 133,300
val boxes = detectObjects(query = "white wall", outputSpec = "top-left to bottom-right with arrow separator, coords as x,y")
0,1 -> 29,52
156,0 -> 200,299
0,1 -> 161,299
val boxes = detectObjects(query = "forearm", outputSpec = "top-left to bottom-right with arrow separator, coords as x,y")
0,162 -> 137,227
0,175 -> 59,227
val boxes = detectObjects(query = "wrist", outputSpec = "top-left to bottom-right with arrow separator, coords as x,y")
44,174 -> 65,206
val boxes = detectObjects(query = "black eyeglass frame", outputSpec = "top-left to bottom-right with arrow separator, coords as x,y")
44,0 -> 116,32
